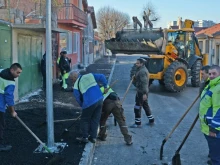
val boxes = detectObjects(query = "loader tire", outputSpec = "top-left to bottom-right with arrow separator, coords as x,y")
191,60 -> 202,87
164,61 -> 188,92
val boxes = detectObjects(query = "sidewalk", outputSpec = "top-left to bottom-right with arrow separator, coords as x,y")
79,56 -> 116,165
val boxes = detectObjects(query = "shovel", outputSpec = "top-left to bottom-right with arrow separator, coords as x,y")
160,94 -> 200,160
60,115 -> 81,137
172,113 -> 199,165
39,117 -> 81,127
121,77 -> 134,104
16,116 -> 52,153
114,77 -> 134,126
15,116 -> 63,165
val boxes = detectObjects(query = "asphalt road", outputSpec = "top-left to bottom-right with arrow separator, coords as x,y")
92,54 -> 208,165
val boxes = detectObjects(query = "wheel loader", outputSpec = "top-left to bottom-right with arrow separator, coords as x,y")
105,18 -> 208,92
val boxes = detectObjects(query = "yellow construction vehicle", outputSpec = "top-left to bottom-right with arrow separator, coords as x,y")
105,19 -> 208,92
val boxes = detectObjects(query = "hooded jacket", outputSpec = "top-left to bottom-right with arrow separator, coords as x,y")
73,73 -> 107,109
199,76 -> 220,138
58,56 -> 71,75
0,68 -> 15,112
134,65 -> 149,94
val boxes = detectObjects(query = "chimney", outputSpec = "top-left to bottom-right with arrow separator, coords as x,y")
178,17 -> 182,29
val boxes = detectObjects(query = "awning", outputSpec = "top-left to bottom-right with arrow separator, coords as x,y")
11,24 -> 67,33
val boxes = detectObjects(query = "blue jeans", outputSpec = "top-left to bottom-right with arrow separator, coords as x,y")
205,134 -> 220,165
80,99 -> 103,139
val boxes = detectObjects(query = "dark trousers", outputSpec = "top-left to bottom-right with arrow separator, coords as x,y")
134,92 -> 154,125
0,112 -> 5,144
80,99 -> 103,139
99,98 -> 131,142
205,134 -> 220,165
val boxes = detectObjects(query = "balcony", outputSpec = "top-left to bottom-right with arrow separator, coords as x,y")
57,3 -> 88,27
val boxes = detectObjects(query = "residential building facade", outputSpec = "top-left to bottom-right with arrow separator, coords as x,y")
94,31 -> 105,60
57,0 -> 88,69
168,18 -> 216,28
196,24 -> 220,66
0,0 -> 100,100
83,6 -> 96,67
194,20 -> 216,27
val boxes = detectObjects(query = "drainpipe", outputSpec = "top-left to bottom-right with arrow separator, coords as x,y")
8,0 -> 11,22
87,14 -> 90,64
82,31 -> 85,67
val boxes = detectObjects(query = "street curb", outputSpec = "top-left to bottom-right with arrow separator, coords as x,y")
107,58 -> 116,84
78,58 -> 116,165
79,142 -> 96,165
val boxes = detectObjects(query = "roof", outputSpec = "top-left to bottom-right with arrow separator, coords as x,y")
196,23 -> 220,37
169,26 -> 178,29
194,27 -> 208,33
88,6 -> 97,29
169,25 -> 207,33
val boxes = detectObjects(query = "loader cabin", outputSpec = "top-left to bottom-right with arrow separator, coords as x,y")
166,28 -> 201,59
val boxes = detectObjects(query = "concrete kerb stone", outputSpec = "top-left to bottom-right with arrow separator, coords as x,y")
107,58 -> 116,85
78,58 -> 116,165
78,142 -> 95,165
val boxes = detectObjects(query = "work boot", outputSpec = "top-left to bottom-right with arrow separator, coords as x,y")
130,123 -> 142,128
0,144 -> 12,151
125,135 -> 133,146
88,136 -> 96,143
97,134 -> 107,141
64,87 -> 73,92
147,118 -> 155,126
76,137 -> 89,143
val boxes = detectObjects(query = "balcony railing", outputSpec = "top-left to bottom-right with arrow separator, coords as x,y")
57,3 -> 87,25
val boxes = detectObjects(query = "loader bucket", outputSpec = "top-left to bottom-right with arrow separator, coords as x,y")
105,28 -> 164,54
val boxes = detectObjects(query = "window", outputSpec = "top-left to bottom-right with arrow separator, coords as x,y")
89,41 -> 93,54
73,33 -> 77,53
205,40 -> 209,53
59,32 -> 72,54
186,32 -> 195,56
199,41 -> 203,53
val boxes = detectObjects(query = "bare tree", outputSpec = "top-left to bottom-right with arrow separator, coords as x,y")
141,1 -> 160,25
97,6 -> 130,41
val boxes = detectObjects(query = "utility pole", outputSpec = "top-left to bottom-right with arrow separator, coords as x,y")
45,0 -> 54,148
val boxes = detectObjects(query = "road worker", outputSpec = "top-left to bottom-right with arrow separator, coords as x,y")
57,50 -> 71,91
98,86 -> 133,145
130,58 -> 154,128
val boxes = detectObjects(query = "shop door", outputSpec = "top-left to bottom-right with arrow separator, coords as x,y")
31,37 -> 42,90
18,35 -> 42,97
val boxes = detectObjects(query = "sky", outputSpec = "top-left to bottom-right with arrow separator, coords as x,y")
88,0 -> 220,28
